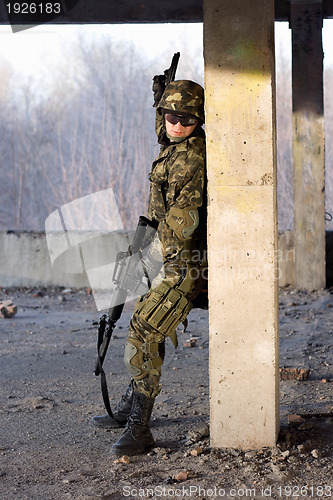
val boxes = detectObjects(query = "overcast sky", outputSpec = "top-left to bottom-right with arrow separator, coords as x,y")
0,20 -> 332,78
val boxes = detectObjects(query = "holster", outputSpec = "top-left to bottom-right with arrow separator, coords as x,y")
134,272 -> 193,347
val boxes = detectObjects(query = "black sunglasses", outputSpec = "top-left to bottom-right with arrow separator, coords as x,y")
165,113 -> 198,127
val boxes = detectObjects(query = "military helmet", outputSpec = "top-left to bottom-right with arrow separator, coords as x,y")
158,80 -> 205,122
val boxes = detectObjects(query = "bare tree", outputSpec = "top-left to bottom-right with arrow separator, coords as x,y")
2,26 -> 332,234
39,34 -> 156,228
0,34 -> 157,230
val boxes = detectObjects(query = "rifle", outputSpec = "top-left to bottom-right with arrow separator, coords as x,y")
94,216 -> 159,417
152,52 -> 180,107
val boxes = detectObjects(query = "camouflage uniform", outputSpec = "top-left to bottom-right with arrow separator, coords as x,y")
91,79 -> 207,455
124,81 -> 207,398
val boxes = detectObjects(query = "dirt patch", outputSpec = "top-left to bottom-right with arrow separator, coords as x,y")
0,287 -> 332,499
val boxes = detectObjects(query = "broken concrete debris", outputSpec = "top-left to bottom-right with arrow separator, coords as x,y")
288,414 -> 304,424
183,336 -> 200,347
113,455 -> 130,464
0,299 -> 17,318
279,367 -> 310,381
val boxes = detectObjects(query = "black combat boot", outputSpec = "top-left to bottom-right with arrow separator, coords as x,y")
90,382 -> 134,429
110,390 -> 155,455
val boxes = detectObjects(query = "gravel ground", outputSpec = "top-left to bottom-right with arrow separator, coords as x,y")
0,286 -> 332,500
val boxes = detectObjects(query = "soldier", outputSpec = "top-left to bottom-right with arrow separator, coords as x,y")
91,79 -> 207,456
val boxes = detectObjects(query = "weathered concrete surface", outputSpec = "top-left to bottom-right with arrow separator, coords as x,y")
204,0 -> 279,449
0,230 -> 131,292
277,230 -> 296,287
0,231 -> 77,288
291,1 -> 326,290
0,230 -> 297,290
292,113 -> 325,289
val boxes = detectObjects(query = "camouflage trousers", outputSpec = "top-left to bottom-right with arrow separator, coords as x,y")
123,264 -> 206,398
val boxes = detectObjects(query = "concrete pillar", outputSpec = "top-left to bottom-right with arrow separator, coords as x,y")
204,0 -> 279,449
290,0 -> 325,290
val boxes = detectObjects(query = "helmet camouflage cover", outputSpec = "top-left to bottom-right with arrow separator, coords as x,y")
158,80 -> 204,122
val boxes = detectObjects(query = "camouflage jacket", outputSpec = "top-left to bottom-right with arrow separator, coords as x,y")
147,126 -> 206,272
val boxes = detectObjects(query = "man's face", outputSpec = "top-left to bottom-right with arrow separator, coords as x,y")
165,113 -> 198,139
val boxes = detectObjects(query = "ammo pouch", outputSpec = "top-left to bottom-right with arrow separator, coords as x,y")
134,279 -> 192,340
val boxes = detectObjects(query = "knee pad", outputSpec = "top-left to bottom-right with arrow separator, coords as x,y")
124,339 -> 142,377
124,338 -> 163,378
